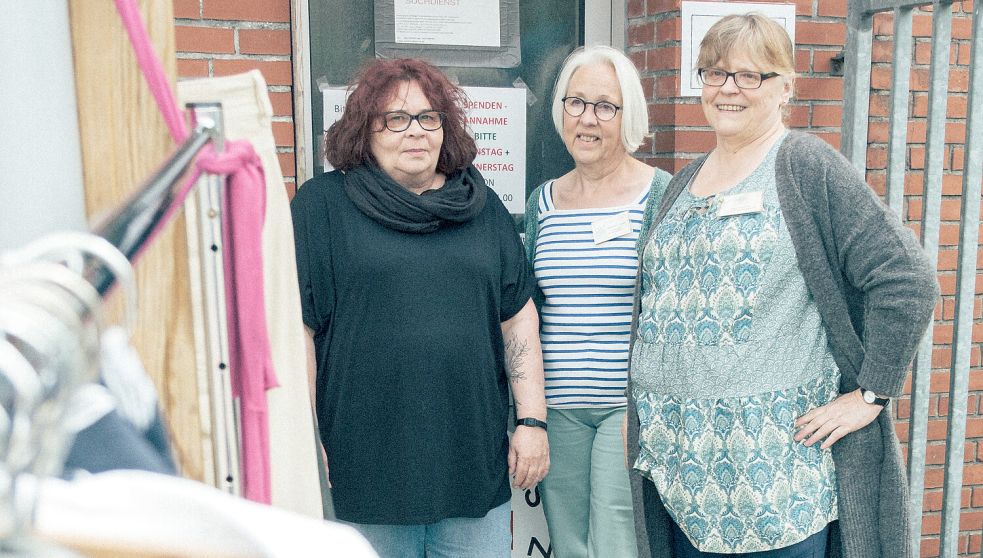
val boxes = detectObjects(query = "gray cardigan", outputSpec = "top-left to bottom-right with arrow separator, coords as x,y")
626,131 -> 940,558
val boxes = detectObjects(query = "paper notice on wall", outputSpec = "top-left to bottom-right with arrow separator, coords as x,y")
394,0 -> 501,47
461,86 -> 526,213
321,87 -> 349,171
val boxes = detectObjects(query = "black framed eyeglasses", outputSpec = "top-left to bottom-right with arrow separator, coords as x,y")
697,68 -> 781,90
561,96 -> 622,121
379,110 -> 446,132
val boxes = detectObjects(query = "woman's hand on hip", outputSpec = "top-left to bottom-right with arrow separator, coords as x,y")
509,426 -> 550,490
794,389 -> 883,449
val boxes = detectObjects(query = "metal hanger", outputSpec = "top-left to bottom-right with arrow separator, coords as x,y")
4,232 -> 137,337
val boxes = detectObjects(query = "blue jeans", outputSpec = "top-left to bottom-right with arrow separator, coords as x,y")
670,519 -> 830,558
344,500 -> 511,558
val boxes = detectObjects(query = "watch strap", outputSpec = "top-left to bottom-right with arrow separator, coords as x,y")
860,388 -> 889,407
516,417 -> 548,431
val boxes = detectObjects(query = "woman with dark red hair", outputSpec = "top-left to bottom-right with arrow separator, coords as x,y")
290,58 -> 549,557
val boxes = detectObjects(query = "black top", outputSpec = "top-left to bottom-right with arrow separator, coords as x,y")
291,169 -> 534,524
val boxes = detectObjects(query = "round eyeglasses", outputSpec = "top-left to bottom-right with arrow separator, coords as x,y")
561,96 -> 621,121
379,110 -> 446,132
697,68 -> 781,90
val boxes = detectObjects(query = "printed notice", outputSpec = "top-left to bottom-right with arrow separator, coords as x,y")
461,86 -> 526,213
394,0 -> 501,47
321,86 -> 350,171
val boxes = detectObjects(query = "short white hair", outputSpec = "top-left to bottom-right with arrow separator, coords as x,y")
551,45 -> 649,153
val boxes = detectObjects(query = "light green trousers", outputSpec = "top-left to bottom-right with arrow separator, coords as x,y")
539,407 -> 638,558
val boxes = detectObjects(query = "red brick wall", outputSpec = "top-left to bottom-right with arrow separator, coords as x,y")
173,0 -> 297,196
630,1 -> 981,556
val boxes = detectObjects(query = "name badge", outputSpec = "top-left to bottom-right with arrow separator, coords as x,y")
591,212 -> 632,244
717,191 -> 764,217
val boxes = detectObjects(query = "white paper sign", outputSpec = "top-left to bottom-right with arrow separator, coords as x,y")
321,86 -> 350,172
461,86 -> 526,214
394,0 -> 501,47
680,2 -> 796,97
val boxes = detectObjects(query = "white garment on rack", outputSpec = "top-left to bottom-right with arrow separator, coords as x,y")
61,385 -> 115,435
177,71 -> 322,518
33,470 -> 377,557
100,326 -> 157,431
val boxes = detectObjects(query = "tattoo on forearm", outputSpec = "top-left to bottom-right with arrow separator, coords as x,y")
504,334 -> 529,382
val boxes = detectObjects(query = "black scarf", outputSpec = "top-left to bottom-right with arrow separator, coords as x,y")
343,163 -> 487,233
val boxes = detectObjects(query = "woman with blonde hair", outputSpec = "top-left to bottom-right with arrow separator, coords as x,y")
625,14 -> 937,558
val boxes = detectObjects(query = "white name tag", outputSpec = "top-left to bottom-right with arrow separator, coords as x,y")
717,191 -> 764,217
591,212 -> 632,244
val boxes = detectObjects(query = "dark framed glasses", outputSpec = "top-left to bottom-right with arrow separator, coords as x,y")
378,110 -> 446,132
697,68 -> 780,90
561,96 -> 622,121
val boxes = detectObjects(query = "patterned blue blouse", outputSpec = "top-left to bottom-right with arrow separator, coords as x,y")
631,136 -> 839,553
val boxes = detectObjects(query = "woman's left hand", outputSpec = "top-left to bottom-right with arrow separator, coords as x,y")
509,426 -> 550,490
794,389 -> 883,449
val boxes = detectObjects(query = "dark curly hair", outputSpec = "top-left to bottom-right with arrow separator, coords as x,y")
324,58 -> 477,173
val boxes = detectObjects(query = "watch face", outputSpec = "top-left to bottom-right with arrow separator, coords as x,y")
863,390 -> 876,404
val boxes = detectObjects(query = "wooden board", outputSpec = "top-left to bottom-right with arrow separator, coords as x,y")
68,0 -> 207,482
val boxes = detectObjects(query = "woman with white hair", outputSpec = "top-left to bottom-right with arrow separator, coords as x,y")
523,45 -> 671,558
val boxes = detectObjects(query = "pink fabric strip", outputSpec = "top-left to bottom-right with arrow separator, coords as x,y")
201,144 -> 279,505
113,0 -> 279,504
113,0 -> 188,143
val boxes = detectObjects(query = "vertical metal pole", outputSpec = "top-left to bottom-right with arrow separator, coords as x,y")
886,7 -> 914,214
841,3 -> 874,170
891,7 -> 934,554
909,4 -> 965,556
184,102 -> 241,496
940,1 -> 982,555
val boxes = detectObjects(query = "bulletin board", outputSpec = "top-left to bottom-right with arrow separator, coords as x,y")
374,0 -> 522,68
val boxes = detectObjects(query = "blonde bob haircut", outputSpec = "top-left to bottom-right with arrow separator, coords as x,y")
696,13 -> 796,77
551,45 -> 649,153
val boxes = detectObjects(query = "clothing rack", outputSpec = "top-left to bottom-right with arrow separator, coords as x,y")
0,99 -> 379,557
88,113 -> 216,294
0,102 -> 240,546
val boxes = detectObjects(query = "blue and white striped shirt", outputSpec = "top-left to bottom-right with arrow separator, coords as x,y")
533,181 -> 648,408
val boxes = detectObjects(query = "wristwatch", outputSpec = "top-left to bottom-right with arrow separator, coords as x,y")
860,388 -> 889,407
516,417 -> 548,431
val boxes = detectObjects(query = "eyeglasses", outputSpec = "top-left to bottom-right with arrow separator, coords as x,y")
561,96 -> 622,121
697,68 -> 781,90
378,110 -> 446,132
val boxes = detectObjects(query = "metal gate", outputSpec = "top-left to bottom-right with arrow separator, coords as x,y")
841,1 -> 982,556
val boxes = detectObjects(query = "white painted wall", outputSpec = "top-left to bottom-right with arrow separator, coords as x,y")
0,1 -> 86,251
